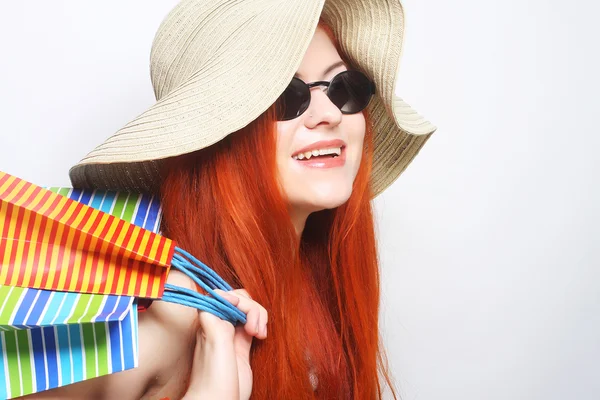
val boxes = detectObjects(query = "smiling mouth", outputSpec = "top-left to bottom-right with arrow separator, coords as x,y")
290,146 -> 347,169
292,146 -> 345,161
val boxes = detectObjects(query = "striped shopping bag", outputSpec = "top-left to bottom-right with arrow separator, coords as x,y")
0,178 -> 160,399
0,170 -> 246,398
0,287 -> 138,399
0,171 -> 247,324
0,171 -> 173,298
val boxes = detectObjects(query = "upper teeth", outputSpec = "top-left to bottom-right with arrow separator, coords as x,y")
293,147 -> 342,160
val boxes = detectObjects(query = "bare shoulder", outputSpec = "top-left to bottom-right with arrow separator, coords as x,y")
16,271 -> 200,400
138,270 -> 200,399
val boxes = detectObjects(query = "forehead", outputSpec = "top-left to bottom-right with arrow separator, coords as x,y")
294,27 -> 346,80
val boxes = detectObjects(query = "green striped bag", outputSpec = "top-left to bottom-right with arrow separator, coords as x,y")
0,288 -> 138,399
0,187 -> 161,399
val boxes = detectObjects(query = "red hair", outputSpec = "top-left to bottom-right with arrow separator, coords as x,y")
159,20 -> 398,399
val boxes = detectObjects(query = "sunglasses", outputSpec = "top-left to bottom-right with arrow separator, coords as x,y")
275,70 -> 376,121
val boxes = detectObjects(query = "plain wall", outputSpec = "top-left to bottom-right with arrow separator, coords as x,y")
0,1 -> 598,399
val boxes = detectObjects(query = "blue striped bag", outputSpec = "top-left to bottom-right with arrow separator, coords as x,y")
0,288 -> 138,399
0,187 -> 159,399
0,184 -> 246,399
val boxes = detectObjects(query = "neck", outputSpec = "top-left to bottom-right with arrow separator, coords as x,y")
288,206 -> 310,238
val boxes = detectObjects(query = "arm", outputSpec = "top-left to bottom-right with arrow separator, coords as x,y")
16,272 -> 269,400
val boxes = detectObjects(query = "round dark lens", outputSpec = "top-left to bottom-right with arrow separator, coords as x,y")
328,71 -> 373,114
275,78 -> 310,121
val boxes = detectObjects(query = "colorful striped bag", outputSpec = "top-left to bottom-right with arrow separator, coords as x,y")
0,287 -> 138,399
0,171 -> 245,399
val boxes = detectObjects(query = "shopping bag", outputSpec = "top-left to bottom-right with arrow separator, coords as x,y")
0,173 -> 163,399
0,285 -> 132,330
0,171 -> 174,298
0,286 -> 138,399
0,171 -> 246,399
0,172 -> 247,320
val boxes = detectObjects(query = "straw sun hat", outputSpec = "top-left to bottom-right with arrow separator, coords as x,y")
69,0 -> 437,197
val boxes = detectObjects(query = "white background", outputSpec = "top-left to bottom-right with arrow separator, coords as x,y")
1,1 -> 598,399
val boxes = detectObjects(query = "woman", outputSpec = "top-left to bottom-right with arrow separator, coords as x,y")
22,0 -> 436,398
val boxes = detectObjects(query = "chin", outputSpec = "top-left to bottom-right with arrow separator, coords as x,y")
294,185 -> 354,213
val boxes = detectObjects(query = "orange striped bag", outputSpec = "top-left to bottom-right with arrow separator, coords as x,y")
0,170 -> 174,298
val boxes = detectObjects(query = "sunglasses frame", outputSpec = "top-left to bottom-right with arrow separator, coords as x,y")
277,69 -> 377,121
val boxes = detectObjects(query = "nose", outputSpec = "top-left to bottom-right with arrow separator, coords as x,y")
304,86 -> 343,128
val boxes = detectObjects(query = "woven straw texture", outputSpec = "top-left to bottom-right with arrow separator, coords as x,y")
69,0 -> 437,197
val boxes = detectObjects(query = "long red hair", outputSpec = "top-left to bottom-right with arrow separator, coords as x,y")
159,20 -> 398,399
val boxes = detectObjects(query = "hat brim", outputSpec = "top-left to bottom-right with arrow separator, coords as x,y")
69,0 -> 436,197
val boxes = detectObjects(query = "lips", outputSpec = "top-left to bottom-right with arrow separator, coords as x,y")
291,139 -> 347,158
293,146 -> 347,169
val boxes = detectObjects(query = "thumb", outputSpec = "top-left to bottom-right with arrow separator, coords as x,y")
213,289 -> 254,363
233,324 -> 253,365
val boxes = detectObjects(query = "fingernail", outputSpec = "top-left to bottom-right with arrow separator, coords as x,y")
255,320 -> 260,334
262,325 -> 267,337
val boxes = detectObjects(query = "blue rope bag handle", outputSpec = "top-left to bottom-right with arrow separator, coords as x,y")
159,246 -> 247,326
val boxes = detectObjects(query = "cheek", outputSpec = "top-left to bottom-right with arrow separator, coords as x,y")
348,115 -> 366,169
275,120 -> 297,152
274,122 -> 295,183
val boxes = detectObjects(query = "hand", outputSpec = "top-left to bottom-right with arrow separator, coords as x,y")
183,289 -> 268,400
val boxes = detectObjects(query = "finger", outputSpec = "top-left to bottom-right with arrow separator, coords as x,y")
213,290 -> 259,337
215,289 -> 267,338
214,289 -> 241,307
231,288 -> 251,299
232,289 -> 268,339
230,289 -> 268,339
214,290 -> 259,334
